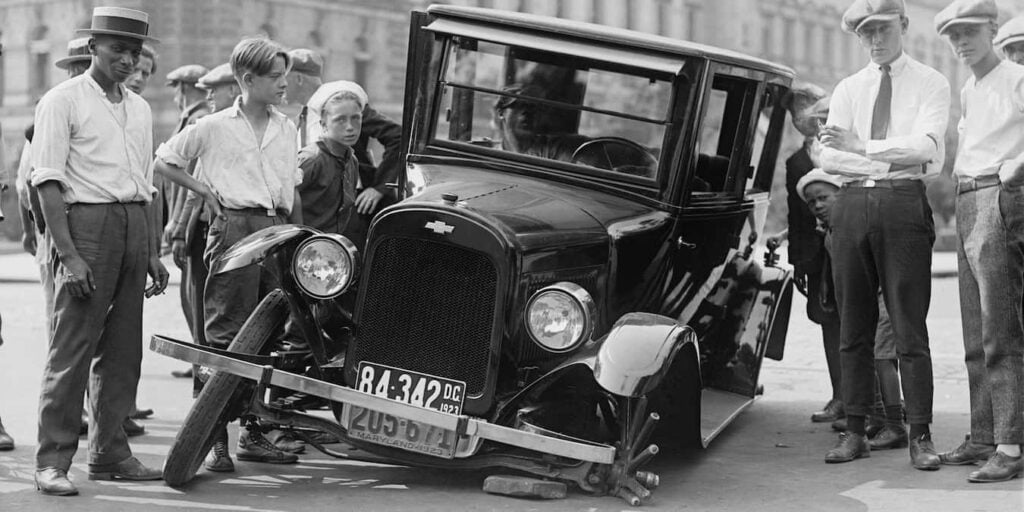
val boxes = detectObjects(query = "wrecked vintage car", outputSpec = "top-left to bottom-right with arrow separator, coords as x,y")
152,4 -> 795,506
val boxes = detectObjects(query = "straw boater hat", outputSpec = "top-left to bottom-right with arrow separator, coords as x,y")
76,6 -> 158,43
54,37 -> 91,70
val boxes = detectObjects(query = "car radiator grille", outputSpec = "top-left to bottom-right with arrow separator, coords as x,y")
353,236 -> 498,396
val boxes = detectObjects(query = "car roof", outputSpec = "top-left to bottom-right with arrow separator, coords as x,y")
426,4 -> 794,79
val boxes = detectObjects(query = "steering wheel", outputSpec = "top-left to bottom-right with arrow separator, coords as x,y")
571,137 -> 658,177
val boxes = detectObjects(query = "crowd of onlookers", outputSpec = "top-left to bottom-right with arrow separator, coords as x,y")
770,0 -> 1023,486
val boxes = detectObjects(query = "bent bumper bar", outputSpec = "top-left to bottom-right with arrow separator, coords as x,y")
151,335 -> 615,465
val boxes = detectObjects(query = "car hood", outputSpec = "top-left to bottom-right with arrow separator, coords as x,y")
403,163 -> 661,251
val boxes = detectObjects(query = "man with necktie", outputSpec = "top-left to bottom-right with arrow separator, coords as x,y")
819,0 -> 950,471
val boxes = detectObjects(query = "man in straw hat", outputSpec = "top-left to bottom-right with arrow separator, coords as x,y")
934,0 -> 1024,482
818,0 -> 950,470
30,6 -> 166,495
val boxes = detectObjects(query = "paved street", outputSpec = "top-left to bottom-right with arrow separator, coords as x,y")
0,251 -> 1021,511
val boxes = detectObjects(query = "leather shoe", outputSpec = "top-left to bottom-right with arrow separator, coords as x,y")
88,456 -> 163,481
123,417 -> 145,437
910,433 -> 941,471
869,424 -> 908,450
831,417 -> 846,432
865,416 -> 885,439
0,419 -> 14,451
940,435 -> 996,465
811,399 -> 844,423
35,467 -> 78,496
204,430 -> 235,473
266,429 -> 306,454
967,451 -> 1023,483
129,407 -> 154,420
825,432 -> 870,463
237,428 -> 298,464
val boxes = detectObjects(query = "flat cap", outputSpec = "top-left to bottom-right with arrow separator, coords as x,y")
288,48 -> 323,77
934,0 -> 998,35
165,64 -> 209,87
307,80 -> 369,116
196,63 -> 235,90
842,0 -> 906,33
54,37 -> 91,70
796,168 -> 844,202
996,14 -> 1024,48
781,82 -> 827,114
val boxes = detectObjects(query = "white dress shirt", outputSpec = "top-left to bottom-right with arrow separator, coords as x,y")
821,53 -> 951,181
30,74 -> 155,203
954,60 -> 1024,178
157,97 -> 302,214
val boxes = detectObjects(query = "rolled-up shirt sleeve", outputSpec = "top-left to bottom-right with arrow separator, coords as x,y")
30,94 -> 73,190
156,122 -> 205,169
863,74 -> 950,166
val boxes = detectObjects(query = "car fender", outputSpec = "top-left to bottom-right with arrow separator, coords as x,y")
593,312 -> 698,397
211,224 -> 321,275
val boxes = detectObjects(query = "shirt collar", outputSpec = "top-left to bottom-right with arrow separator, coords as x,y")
317,137 -> 353,160
84,73 -> 129,102
867,52 -> 909,76
228,96 -> 286,121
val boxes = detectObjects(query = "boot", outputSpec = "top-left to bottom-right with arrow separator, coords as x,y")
237,426 -> 298,464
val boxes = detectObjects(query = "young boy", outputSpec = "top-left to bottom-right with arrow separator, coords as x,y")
935,0 -> 1024,482
154,37 -> 303,471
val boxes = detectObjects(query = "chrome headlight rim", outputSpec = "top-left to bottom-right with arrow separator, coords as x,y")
523,281 -> 597,353
290,234 -> 360,300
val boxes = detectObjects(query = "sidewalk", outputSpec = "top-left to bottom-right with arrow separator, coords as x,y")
0,244 -> 958,283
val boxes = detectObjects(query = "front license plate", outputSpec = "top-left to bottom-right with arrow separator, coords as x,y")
347,362 -> 466,458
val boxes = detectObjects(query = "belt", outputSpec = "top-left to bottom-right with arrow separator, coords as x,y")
224,207 -> 286,217
842,178 -> 922,190
955,174 -> 1000,195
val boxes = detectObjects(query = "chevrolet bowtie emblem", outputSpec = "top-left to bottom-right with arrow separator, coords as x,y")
425,220 -> 455,235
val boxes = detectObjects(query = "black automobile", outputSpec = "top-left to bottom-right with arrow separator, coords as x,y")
153,5 -> 795,506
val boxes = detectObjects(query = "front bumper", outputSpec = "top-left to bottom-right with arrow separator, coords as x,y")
150,335 -> 615,465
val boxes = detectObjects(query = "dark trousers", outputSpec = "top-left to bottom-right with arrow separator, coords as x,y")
204,211 -> 284,349
956,184 -> 1024,445
36,203 -> 148,470
830,183 -> 935,424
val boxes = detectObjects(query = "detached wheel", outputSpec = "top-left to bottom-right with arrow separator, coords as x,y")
163,290 -> 289,487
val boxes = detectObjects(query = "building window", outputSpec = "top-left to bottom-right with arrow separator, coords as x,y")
656,0 -> 670,36
555,0 -> 565,18
686,2 -> 702,41
782,17 -> 795,63
591,0 -> 604,24
354,30 -> 370,89
823,26 -> 835,71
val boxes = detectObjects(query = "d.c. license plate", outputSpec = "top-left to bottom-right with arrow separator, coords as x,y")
347,362 -> 466,458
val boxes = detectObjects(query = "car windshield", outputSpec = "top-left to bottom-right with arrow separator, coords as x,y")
433,38 -> 674,183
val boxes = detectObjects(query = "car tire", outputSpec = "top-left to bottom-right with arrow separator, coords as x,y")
163,290 -> 289,487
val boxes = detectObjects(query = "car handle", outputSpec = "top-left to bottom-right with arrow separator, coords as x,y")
676,237 -> 697,250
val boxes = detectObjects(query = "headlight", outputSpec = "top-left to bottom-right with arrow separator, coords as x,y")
524,282 -> 596,353
291,235 -> 360,299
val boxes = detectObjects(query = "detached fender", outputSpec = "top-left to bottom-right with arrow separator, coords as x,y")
593,313 -> 698,398
211,224 -> 321,275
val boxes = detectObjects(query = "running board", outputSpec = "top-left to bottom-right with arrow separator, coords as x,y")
700,388 -> 755,448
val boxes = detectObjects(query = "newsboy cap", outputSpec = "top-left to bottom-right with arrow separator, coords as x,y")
307,80 -> 369,115
996,15 -> 1024,48
796,168 -> 844,203
165,64 -> 209,87
842,0 -> 906,33
54,37 -> 91,70
288,48 -> 323,77
196,63 -> 236,90
934,0 -> 998,35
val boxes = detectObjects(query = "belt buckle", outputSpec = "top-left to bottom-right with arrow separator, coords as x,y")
266,209 -> 275,217
863,179 -> 876,188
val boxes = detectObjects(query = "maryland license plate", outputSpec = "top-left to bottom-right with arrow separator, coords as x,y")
347,361 -> 466,458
